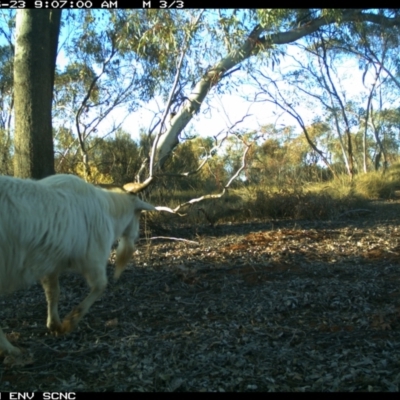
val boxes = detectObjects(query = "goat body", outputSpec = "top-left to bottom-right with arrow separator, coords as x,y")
0,174 -> 155,355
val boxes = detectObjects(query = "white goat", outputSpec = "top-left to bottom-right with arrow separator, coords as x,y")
0,174 -> 156,355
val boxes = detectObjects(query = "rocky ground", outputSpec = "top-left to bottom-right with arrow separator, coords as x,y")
1,200 -> 400,391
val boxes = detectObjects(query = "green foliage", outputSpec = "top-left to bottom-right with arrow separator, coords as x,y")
0,42 -> 14,152
2,9 -> 400,201
0,45 -> 13,97
89,131 -> 141,185
0,43 -> 13,176
53,9 -> 205,151
158,136 -> 227,192
54,128 -> 140,184
257,9 -> 300,32
244,124 -> 333,187
0,128 -> 12,175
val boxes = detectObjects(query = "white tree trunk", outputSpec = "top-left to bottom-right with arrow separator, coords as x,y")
155,10 -> 398,170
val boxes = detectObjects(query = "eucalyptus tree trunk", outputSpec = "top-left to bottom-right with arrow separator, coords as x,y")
13,10 -> 61,179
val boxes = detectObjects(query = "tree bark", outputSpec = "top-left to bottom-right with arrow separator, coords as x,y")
13,10 -> 61,179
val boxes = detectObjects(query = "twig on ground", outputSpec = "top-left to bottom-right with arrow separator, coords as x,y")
141,236 -> 199,245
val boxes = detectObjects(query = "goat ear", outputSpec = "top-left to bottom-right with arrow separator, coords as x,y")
134,198 -> 156,212
123,176 -> 153,194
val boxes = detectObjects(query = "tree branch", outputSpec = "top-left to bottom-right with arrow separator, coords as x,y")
156,10 -> 400,170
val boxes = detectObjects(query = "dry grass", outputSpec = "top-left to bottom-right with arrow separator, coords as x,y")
145,186 -> 368,227
354,170 -> 400,199
139,169 -> 400,228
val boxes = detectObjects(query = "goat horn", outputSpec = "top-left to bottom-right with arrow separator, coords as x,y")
123,176 -> 153,193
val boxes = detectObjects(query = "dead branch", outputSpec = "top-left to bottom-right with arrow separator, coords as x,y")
154,206 -> 186,217
166,139 -> 252,214
75,45 -> 118,180
155,130 -> 229,179
153,110 -> 252,181
155,142 -> 222,179
251,72 -> 338,179
141,236 -> 199,245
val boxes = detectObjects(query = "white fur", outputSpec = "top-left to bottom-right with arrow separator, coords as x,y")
0,174 -> 155,355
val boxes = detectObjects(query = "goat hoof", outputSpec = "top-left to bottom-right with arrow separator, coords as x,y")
59,307 -> 82,334
59,320 -> 75,335
48,322 -> 63,336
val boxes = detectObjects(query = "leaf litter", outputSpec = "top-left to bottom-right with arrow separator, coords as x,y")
1,200 -> 400,392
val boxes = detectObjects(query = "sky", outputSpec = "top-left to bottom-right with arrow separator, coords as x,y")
0,9 -> 398,147
115,45 -> 381,143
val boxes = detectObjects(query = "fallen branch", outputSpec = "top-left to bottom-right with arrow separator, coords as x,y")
141,236 -> 199,245
154,205 -> 186,216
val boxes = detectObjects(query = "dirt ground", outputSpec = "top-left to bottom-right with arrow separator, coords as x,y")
1,200 -> 400,392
